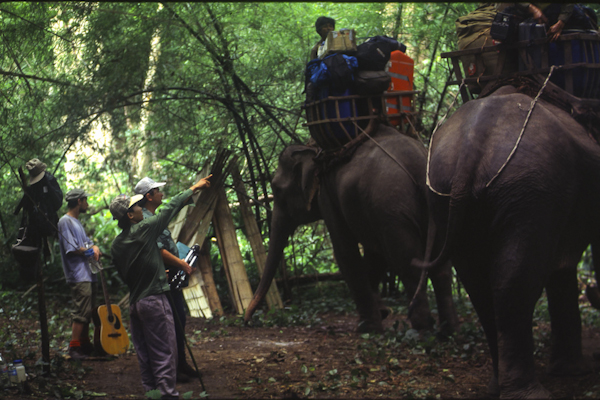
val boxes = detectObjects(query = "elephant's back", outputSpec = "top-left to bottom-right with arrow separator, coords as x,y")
335,125 -> 428,242
428,91 -> 592,197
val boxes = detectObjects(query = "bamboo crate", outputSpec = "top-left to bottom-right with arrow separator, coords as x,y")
302,91 -> 418,151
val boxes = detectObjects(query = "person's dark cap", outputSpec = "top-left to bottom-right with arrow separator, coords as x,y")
109,194 -> 144,220
315,16 -> 335,34
65,188 -> 92,201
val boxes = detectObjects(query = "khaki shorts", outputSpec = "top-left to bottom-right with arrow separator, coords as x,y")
69,282 -> 99,324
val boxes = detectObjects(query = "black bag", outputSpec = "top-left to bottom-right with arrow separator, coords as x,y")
354,70 -> 391,95
321,53 -> 358,92
11,213 -> 41,281
490,12 -> 521,43
16,172 -> 63,238
356,36 -> 407,71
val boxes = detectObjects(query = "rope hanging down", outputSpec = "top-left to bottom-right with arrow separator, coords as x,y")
426,81 -> 465,196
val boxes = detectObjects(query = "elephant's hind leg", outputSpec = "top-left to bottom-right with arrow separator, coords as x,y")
546,264 -> 591,376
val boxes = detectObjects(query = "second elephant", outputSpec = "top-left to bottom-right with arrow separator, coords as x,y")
244,125 -> 460,334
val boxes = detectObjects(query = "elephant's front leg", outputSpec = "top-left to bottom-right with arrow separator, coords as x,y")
335,244 -> 384,332
545,264 -> 591,376
428,262 -> 460,336
329,234 -> 384,332
363,249 -> 392,321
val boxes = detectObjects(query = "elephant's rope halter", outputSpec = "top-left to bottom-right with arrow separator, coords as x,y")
426,66 -> 557,196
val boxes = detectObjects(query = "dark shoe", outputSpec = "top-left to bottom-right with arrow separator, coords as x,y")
68,346 -> 89,360
92,343 -> 109,357
176,371 -> 190,383
179,362 -> 197,377
81,341 -> 94,355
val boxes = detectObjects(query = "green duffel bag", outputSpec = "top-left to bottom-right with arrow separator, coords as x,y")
455,3 -> 515,94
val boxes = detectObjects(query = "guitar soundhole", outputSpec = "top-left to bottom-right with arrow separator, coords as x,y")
108,315 -> 122,329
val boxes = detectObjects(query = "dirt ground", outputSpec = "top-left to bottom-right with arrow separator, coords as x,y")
3,308 -> 600,400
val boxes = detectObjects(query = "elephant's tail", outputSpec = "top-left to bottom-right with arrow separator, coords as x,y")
411,177 -> 474,271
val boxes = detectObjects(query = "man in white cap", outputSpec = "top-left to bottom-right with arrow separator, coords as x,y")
134,177 -> 197,382
57,188 -> 103,360
109,175 -> 211,399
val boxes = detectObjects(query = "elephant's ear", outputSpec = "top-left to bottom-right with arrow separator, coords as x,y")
292,148 -> 319,211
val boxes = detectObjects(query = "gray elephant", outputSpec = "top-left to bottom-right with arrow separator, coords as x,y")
420,83 -> 600,398
244,124 -> 460,334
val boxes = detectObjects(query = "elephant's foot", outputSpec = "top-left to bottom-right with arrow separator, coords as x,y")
487,375 -> 500,397
500,381 -> 551,399
408,314 -> 435,331
437,319 -> 458,338
356,319 -> 384,333
547,356 -> 591,376
380,306 -> 391,320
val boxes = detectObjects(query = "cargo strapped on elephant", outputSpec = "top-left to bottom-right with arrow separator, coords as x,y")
443,31 -> 600,103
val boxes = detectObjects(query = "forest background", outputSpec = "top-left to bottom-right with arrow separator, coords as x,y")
2,1 -> 600,316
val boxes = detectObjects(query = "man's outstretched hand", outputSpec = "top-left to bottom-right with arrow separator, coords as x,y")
191,174 -> 212,192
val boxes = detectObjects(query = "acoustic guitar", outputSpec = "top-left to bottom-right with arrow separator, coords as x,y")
96,257 -> 129,355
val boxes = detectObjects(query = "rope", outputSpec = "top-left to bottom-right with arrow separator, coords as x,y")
425,67 -> 556,195
485,66 -> 556,188
353,121 -> 419,187
425,81 -> 465,196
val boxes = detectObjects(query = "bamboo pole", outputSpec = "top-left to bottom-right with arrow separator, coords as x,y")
231,161 -> 283,310
212,186 -> 254,315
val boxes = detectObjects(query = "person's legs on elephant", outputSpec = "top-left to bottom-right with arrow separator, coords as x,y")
545,255 -> 591,376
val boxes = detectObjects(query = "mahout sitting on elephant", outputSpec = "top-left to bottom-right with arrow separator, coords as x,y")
418,81 -> 600,398
244,124 -> 460,335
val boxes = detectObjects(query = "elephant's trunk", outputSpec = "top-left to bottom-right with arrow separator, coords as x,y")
244,206 -> 296,322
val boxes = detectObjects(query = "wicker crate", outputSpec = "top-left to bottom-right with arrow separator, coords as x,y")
442,31 -> 600,102
302,91 -> 417,151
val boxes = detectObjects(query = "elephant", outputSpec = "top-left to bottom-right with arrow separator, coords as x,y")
244,124 -> 460,334
419,83 -> 600,398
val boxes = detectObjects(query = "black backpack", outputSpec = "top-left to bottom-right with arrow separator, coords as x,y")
321,53 -> 358,92
356,36 -> 407,71
17,172 -> 63,238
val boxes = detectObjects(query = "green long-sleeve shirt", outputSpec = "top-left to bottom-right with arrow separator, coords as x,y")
111,189 -> 193,304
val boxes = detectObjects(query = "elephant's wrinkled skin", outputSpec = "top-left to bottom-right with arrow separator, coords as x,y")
244,125 -> 460,334
423,85 -> 600,398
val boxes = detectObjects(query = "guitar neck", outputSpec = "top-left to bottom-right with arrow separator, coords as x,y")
99,267 -> 114,319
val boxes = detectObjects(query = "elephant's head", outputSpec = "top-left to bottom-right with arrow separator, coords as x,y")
244,145 -> 321,322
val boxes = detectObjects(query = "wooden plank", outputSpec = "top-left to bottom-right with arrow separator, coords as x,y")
175,156 -> 230,319
450,56 -> 471,103
197,239 -> 224,316
231,161 -> 283,311
564,40 -> 574,94
212,186 -> 254,315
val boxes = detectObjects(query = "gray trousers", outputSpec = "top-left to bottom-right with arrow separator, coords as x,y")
130,293 -> 179,398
